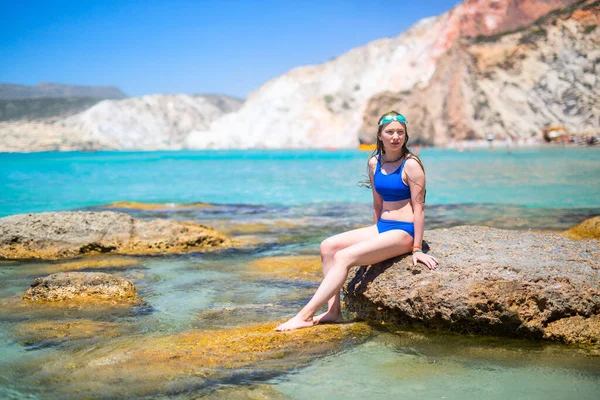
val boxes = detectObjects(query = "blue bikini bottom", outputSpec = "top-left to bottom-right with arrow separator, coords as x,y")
376,218 -> 415,237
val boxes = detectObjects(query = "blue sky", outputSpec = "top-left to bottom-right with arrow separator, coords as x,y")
1,0 -> 460,98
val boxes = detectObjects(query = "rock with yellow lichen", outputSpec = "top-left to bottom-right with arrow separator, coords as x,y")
344,226 -> 600,344
25,255 -> 143,276
543,315 -> 600,344
13,319 -> 122,347
23,272 -> 139,304
0,211 -> 235,260
28,321 -> 372,398
248,255 -> 322,281
563,216 -> 600,241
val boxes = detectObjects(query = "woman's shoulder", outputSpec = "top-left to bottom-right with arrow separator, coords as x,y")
368,155 -> 378,168
404,155 -> 424,175
367,155 -> 379,175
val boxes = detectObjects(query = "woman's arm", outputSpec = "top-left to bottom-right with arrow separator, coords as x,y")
405,158 -> 438,270
368,156 -> 383,224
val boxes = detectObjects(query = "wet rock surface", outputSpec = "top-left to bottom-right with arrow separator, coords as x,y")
248,255 -> 322,282
564,216 -> 600,241
13,319 -> 122,347
0,211 -> 234,259
343,226 -> 600,344
31,321 -> 372,398
23,272 -> 138,304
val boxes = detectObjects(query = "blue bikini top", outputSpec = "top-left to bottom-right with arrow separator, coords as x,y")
374,154 -> 411,201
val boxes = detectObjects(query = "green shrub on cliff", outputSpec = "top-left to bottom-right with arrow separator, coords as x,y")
0,97 -> 101,121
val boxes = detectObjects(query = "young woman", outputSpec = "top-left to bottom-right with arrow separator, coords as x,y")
276,111 -> 438,331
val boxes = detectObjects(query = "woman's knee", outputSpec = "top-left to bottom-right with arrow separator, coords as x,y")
320,237 -> 339,258
332,249 -> 357,269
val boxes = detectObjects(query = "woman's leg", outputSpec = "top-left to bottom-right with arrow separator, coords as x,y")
316,225 -> 379,324
275,229 -> 413,331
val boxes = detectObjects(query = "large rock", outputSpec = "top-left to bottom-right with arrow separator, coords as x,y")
0,211 -> 234,259
563,216 -> 600,240
23,272 -> 137,303
27,321 -> 371,398
343,226 -> 600,344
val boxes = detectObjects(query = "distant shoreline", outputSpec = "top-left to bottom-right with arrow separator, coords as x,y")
434,138 -> 599,151
1,140 -> 599,154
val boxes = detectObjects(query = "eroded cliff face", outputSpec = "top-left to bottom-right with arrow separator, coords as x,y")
1,0 -> 591,151
191,0 -> 584,148
0,94 -> 242,152
59,94 -> 243,150
362,0 -> 599,145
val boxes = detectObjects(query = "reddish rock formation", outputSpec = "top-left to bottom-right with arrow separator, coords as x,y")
361,0 -> 600,145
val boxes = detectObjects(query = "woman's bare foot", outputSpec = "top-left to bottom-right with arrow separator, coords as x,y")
275,315 -> 315,331
313,310 -> 344,325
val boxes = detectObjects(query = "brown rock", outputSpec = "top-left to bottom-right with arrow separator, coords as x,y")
563,216 -> 600,240
23,272 -> 138,304
0,211 -> 234,260
544,315 -> 600,344
343,226 -> 600,344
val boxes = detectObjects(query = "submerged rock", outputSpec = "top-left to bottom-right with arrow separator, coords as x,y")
248,255 -> 322,282
23,272 -> 138,304
104,201 -> 214,211
343,226 -> 600,344
24,256 -> 143,276
0,211 -> 234,259
563,216 -> 600,241
31,321 -> 372,398
13,319 -> 121,347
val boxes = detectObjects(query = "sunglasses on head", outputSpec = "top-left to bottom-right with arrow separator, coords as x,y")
379,114 -> 407,126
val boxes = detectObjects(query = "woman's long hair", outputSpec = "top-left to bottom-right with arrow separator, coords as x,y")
361,110 -> 426,204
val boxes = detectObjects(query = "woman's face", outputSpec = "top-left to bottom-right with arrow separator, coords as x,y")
378,121 -> 406,151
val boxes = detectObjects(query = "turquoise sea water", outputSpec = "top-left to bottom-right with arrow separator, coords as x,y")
1,147 -> 599,224
1,147 -> 599,399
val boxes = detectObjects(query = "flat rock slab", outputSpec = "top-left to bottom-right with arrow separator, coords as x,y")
343,226 -> 600,344
23,272 -> 137,303
26,321 -> 371,398
0,211 -> 234,259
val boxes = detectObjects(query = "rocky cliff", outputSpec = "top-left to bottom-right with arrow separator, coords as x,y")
2,0 -> 593,151
0,94 -> 243,152
191,0 -> 585,148
0,82 -> 127,100
59,94 -> 243,150
361,0 -> 599,145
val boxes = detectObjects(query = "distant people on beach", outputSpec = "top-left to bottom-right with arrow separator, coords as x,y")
276,110 -> 438,331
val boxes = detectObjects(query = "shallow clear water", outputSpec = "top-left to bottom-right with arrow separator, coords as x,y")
272,335 -> 600,400
0,147 -> 599,399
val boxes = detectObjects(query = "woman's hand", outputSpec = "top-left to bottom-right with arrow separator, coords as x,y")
412,252 -> 438,270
